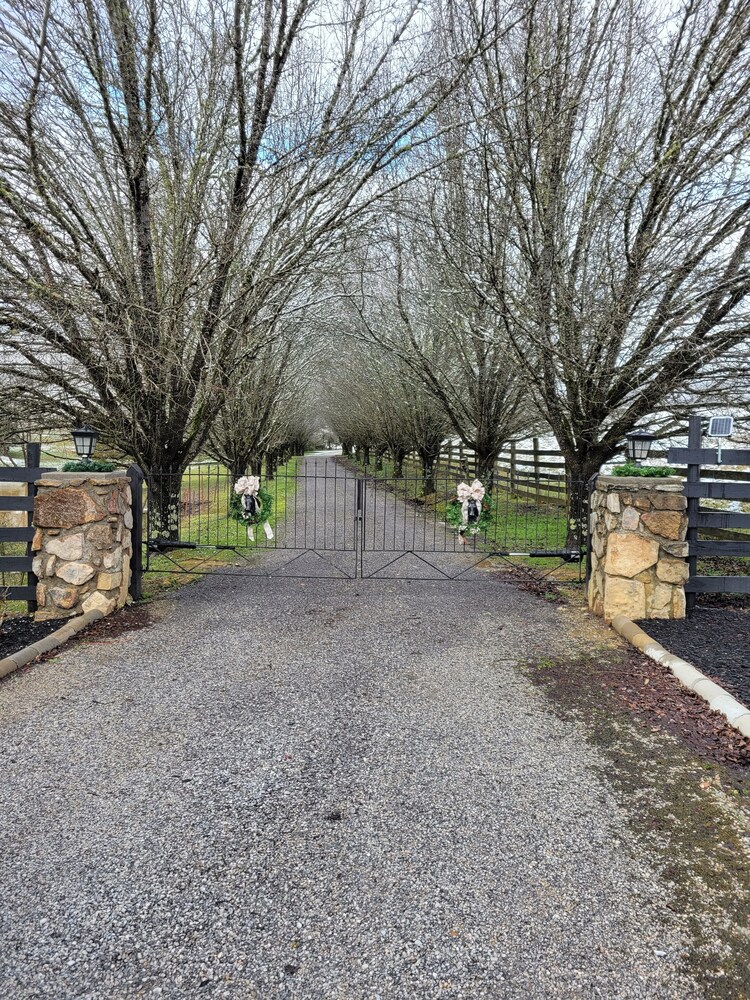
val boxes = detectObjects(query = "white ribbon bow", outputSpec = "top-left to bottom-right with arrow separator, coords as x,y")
456,479 -> 485,537
234,475 -> 260,497
233,475 -> 273,541
456,480 -> 485,503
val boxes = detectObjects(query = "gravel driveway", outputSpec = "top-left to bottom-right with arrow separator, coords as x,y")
0,459 -> 699,999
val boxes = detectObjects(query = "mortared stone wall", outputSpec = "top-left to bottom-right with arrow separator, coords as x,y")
32,472 -> 133,621
588,475 -> 688,622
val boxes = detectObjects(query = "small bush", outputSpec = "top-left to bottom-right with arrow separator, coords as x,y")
612,464 -> 677,478
62,458 -> 117,472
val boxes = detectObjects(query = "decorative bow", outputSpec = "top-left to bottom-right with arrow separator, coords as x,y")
456,479 -> 485,539
456,480 -> 485,503
234,475 -> 260,497
233,475 -> 273,542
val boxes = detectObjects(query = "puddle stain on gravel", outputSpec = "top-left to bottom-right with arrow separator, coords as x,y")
525,650 -> 750,1000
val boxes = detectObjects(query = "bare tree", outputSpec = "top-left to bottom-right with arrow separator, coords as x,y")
320,334 -> 451,492
342,207 -> 537,490
206,315 -> 315,481
449,0 -> 750,503
0,0 -> 484,534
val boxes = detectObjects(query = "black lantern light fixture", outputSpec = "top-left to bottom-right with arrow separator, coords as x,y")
625,428 -> 655,466
71,423 -> 99,463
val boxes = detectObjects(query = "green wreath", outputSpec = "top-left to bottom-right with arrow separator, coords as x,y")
444,496 -> 493,535
229,487 -> 273,526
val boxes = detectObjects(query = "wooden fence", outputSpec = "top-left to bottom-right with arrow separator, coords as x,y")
432,439 -> 569,502
0,444 -> 52,612
650,448 -> 750,483
668,416 -> 750,608
431,437 -> 750,501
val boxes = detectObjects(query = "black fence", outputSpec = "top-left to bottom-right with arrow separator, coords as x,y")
668,416 -> 750,610
0,444 -> 53,612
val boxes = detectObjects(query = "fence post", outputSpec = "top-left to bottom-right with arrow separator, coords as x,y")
685,415 -> 701,615
127,464 -> 144,602
510,441 -> 517,494
584,473 -> 599,587
533,438 -> 540,489
24,442 -> 41,615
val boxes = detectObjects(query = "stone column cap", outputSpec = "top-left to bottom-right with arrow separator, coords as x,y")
37,470 -> 130,487
595,475 -> 684,491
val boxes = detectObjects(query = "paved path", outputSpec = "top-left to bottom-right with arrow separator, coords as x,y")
0,460 -> 699,999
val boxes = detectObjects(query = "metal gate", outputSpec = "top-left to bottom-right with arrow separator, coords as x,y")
141,457 -> 583,583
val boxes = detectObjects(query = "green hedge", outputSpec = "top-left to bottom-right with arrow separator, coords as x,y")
612,464 -> 676,478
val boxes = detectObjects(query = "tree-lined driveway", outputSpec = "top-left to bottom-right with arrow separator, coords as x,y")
0,467 -> 698,999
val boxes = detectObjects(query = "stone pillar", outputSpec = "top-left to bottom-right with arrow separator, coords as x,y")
31,472 -> 133,622
588,476 -> 688,622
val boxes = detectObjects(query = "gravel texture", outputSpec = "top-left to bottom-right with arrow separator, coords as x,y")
0,458 -> 700,999
644,608 -> 750,709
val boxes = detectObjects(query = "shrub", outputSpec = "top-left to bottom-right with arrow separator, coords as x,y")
612,464 -> 677,478
62,459 -> 117,472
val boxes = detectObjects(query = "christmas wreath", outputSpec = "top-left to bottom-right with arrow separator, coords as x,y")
444,479 -> 492,537
229,486 -> 273,525
230,475 -> 274,541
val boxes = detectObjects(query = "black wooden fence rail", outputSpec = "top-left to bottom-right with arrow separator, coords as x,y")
0,444 -> 53,613
668,416 -> 750,611
651,447 -> 750,483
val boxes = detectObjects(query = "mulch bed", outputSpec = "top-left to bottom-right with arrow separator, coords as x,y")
499,565 -> 567,603
0,616 -> 62,661
1,604 -> 154,667
64,603 -> 153,645
530,646 -> 750,778
642,608 -> 750,710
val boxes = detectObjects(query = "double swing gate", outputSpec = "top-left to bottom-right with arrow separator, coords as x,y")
142,458 -> 584,582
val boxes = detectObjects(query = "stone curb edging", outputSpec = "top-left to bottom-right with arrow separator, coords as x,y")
0,609 -> 107,681
611,614 -> 750,740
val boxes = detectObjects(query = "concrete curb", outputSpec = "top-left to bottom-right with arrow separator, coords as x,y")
0,609 -> 106,681
611,615 -> 750,740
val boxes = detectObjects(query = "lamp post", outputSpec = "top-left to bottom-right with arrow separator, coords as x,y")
71,424 -> 99,465
625,429 -> 655,467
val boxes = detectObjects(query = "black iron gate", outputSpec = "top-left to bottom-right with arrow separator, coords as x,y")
140,458 -> 583,583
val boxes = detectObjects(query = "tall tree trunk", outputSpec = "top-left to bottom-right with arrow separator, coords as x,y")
230,460 -> 248,482
147,462 -> 185,541
420,454 -> 436,497
475,449 -> 496,494
562,451 -> 605,551
393,448 -> 406,479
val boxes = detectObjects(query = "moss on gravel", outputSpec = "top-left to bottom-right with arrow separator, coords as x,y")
525,652 -> 750,1000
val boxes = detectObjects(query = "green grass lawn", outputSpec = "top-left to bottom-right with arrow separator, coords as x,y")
141,457 -> 300,599
347,455 -> 575,555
